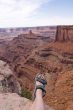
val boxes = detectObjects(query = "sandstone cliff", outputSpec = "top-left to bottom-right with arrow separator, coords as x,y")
56,26 -> 73,42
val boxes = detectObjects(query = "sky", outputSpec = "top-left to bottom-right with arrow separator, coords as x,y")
0,0 -> 73,27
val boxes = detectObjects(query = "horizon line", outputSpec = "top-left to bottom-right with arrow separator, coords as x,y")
0,25 -> 73,29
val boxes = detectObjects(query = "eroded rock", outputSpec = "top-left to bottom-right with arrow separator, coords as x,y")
56,26 -> 73,42
0,60 -> 21,94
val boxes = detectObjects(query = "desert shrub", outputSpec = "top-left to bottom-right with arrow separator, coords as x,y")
21,88 -> 32,100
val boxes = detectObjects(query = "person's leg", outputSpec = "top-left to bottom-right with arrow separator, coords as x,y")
30,75 -> 46,110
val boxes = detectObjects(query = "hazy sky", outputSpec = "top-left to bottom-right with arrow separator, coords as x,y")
0,0 -> 73,27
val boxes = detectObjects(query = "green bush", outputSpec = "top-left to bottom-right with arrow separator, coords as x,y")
21,88 -> 32,100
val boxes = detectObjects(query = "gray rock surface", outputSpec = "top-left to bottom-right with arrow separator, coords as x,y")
0,93 -> 31,110
0,60 -> 21,94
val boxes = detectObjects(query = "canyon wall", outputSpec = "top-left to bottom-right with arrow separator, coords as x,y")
56,26 -> 73,42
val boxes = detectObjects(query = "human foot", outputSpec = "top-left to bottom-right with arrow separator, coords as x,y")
33,74 -> 47,100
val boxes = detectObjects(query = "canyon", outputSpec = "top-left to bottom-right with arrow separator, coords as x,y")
0,26 -> 73,110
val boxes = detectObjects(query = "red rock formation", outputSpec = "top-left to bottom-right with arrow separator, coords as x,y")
56,26 -> 73,42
